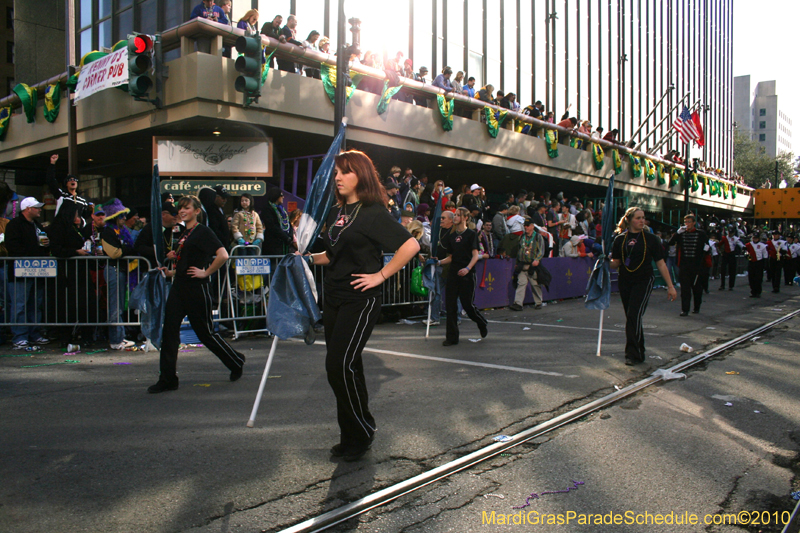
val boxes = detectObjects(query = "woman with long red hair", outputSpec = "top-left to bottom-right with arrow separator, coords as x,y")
303,150 -> 419,461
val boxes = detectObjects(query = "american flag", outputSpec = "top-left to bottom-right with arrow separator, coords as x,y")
673,106 -> 699,144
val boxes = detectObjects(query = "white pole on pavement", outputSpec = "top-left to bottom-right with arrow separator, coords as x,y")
246,335 -> 279,427
425,263 -> 434,339
596,311 -> 604,357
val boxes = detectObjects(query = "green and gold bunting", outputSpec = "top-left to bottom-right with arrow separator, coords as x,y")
436,95 -> 455,131
262,48 -> 277,83
709,179 -> 719,196
485,107 -> 511,138
569,137 -> 577,148
612,149 -> 622,174
544,128 -> 559,158
592,143 -> 604,170
656,163 -> 666,185
670,167 -> 681,187
12,84 -> 38,123
691,172 -> 700,192
629,154 -> 642,178
731,184 -> 736,199
0,106 -> 11,140
320,64 -> 363,105
645,158 -> 656,181
43,83 -> 61,123
700,175 -> 707,195
377,80 -> 403,115
722,182 -> 729,199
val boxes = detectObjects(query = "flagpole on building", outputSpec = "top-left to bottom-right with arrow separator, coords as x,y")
333,0 -> 347,148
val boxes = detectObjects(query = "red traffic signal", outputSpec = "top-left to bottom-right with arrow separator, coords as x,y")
133,35 -> 154,54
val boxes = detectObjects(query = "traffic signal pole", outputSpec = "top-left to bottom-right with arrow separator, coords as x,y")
333,0 -> 347,148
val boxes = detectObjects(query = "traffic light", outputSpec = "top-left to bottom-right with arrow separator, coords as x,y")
235,35 -> 263,106
128,33 -> 154,98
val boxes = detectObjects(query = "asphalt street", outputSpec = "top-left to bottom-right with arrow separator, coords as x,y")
1,280 -> 799,533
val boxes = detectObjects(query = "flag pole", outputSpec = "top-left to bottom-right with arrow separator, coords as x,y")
425,263 -> 434,339
596,240 -> 606,357
246,335 -> 279,428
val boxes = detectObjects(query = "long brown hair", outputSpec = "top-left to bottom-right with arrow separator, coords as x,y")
334,150 -> 387,207
615,207 -> 643,234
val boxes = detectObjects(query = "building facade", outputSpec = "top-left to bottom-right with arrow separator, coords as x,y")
16,0 -> 734,172
733,75 -> 792,159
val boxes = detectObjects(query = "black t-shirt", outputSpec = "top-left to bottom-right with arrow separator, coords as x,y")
441,228 -> 479,270
174,223 -> 224,284
546,210 -> 558,235
611,230 -> 664,281
323,202 -> 413,300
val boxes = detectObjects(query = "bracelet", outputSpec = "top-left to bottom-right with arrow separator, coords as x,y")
308,254 -> 314,265
380,270 -> 387,280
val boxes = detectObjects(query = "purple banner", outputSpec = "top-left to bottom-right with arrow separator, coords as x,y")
472,256 -> 618,309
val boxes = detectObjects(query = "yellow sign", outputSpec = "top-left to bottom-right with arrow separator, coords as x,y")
754,188 -> 800,219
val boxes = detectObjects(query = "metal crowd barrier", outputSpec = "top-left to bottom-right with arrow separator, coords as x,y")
0,256 -> 152,328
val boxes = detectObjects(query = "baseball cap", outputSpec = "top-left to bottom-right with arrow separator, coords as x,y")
384,178 -> 400,190
470,183 -> 481,191
498,203 -> 509,211
162,203 -> 178,216
213,185 -> 230,199
20,198 -> 44,210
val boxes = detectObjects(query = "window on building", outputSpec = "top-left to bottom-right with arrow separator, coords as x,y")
759,121 -> 766,129
6,7 -> 12,29
759,134 -> 766,142
759,108 -> 766,116
6,42 -> 12,64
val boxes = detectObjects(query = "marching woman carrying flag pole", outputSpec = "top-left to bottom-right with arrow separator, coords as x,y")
302,150 -> 419,461
609,207 -> 677,366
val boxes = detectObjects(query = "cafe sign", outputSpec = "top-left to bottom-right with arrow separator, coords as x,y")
153,137 -> 272,177
160,179 -> 268,196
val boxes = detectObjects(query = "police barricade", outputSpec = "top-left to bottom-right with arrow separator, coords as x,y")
0,256 -> 152,337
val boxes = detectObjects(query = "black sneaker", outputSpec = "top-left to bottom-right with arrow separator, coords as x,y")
230,368 -> 243,382
330,441 -> 371,461
679,312 -> 689,317
479,323 -> 488,338
508,303 -> 523,311
147,379 -> 179,393
442,339 -> 458,346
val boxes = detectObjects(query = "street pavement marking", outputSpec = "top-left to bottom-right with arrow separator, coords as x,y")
487,319 -> 661,336
360,346 -> 579,378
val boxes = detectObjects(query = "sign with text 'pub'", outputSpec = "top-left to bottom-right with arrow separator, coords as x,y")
154,137 -> 272,177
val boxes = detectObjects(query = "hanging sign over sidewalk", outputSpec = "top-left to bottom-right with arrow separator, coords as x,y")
154,137 -> 273,177
74,48 -> 129,103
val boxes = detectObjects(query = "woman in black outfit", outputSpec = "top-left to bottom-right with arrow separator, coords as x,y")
302,150 -> 419,461
148,195 -> 246,393
261,187 -> 295,255
610,207 -> 677,366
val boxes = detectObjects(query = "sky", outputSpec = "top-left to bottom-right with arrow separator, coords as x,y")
733,0 -> 799,140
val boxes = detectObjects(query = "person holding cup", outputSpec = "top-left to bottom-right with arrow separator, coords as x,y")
4,197 -> 51,349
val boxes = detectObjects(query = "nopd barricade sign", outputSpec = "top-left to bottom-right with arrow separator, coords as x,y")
14,259 -> 57,277
235,257 -> 271,275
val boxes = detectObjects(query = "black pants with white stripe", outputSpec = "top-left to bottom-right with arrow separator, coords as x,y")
719,252 -> 737,289
445,269 -> 488,343
678,265 -> 704,313
159,279 -> 245,383
323,294 -> 381,448
618,275 -> 654,363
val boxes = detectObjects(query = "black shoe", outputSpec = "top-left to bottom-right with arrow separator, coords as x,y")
330,441 -> 371,461
624,359 -> 634,366
692,309 -> 700,314
679,311 -> 689,317
772,289 -> 780,293
479,323 -> 488,338
728,287 -> 733,291
508,303 -> 523,311
718,286 -> 725,290
230,368 -> 243,382
148,379 -> 179,393
442,339 -> 458,346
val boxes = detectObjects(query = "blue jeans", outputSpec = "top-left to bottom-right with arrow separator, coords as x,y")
105,265 -> 127,344
666,256 -> 678,285
10,278 -> 44,343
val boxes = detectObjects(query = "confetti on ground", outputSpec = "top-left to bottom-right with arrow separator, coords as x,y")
754,410 -> 761,414
468,338 -> 482,342
484,494 -> 505,499
21,360 -> 80,368
724,402 -> 733,407
63,351 -> 80,356
522,327 -> 531,331
493,435 -> 513,443
0,354 -> 34,358
113,362 -> 131,365
179,350 -> 195,352
649,356 -> 663,360
194,384 -> 211,387
513,481 -> 585,509
706,327 -> 716,330
725,371 -> 739,375
84,349 -> 108,355
268,375 -> 281,379
556,319 -> 563,322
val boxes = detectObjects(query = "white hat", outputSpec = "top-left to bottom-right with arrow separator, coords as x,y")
20,197 -> 44,210
470,183 -> 481,191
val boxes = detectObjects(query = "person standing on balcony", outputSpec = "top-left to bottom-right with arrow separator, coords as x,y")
260,15 -> 284,69
237,9 -> 259,36
277,15 -> 303,73
190,0 -> 228,24
301,150 -> 419,461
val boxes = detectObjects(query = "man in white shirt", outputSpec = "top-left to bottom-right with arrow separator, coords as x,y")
745,233 -> 768,298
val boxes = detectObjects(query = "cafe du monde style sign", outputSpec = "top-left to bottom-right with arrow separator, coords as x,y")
153,137 -> 273,177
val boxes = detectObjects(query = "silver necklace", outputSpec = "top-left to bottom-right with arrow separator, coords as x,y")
328,202 -> 362,246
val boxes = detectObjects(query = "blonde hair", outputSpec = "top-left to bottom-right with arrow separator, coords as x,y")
615,207 -> 643,234
456,207 -> 475,230
508,205 -> 520,216
407,220 -> 424,240
239,9 -> 258,23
